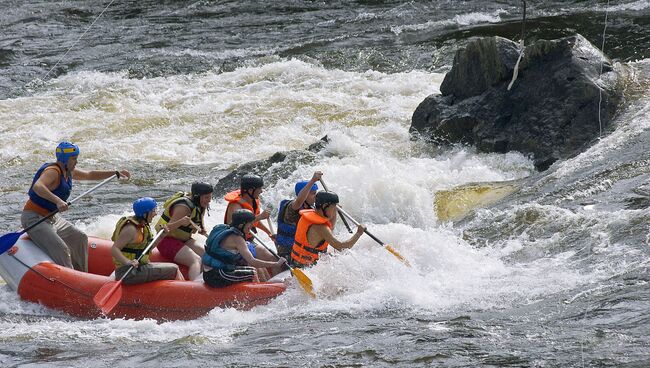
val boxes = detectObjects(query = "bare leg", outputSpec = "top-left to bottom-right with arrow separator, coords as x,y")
174,246 -> 202,281
256,267 -> 271,282
255,244 -> 282,277
175,269 -> 185,281
185,238 -> 205,257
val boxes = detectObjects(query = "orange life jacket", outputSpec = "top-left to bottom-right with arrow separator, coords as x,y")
291,209 -> 333,267
224,189 -> 262,236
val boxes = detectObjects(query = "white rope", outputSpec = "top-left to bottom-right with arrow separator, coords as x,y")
507,1 -> 526,91
38,0 -> 116,83
597,0 -> 611,138
507,40 -> 524,91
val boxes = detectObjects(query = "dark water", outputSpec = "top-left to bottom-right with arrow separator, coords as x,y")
1,1 -> 649,367
2,0 -> 648,99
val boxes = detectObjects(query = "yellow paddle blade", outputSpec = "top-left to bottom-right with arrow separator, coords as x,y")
384,245 -> 411,267
290,268 -> 316,299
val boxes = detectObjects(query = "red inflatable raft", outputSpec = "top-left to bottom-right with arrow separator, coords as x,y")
0,236 -> 286,321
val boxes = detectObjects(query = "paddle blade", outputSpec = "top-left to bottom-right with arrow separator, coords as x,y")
384,245 -> 411,267
290,268 -> 316,299
0,232 -> 22,255
93,280 -> 123,315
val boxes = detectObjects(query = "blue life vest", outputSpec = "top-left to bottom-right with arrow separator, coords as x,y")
28,163 -> 72,212
275,199 -> 296,248
203,224 -> 245,271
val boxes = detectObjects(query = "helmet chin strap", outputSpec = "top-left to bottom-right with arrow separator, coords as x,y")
243,189 -> 258,213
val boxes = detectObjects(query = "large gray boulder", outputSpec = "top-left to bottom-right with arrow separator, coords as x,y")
410,34 -> 626,171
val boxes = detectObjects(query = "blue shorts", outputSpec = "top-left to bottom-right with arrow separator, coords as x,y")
247,241 -> 257,258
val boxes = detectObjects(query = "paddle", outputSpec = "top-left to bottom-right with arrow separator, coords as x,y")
335,206 -> 411,267
93,228 -> 166,315
266,217 -> 276,238
0,174 -> 119,255
318,179 -> 353,233
251,233 -> 316,299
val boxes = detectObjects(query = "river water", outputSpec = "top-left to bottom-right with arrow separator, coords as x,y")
0,1 -> 649,367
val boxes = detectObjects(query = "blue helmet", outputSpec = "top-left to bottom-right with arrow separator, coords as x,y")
55,141 -> 80,165
133,197 -> 157,218
294,180 -> 318,196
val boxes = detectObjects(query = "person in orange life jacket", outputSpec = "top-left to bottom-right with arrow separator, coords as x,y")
21,141 -> 130,272
223,174 -> 279,275
155,182 -> 213,281
111,197 -> 183,284
291,190 -> 366,268
203,209 -> 286,287
276,171 -> 322,259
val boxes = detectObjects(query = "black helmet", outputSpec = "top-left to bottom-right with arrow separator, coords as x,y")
230,209 -> 256,231
191,182 -> 214,196
241,174 -> 264,191
315,190 -> 339,209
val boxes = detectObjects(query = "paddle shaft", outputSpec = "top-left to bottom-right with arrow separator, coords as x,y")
266,218 -> 275,235
335,205 -> 410,267
252,233 -> 284,264
189,220 -> 202,232
335,206 -> 385,246
116,228 -> 166,282
21,174 -> 119,234
318,179 -> 353,233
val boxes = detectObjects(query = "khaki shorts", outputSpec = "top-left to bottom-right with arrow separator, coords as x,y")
115,262 -> 179,285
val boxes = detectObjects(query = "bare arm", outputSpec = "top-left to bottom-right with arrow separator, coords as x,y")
224,202 -> 242,224
72,168 -> 130,181
314,224 -> 365,251
234,238 -> 283,268
291,171 -> 322,210
165,204 -> 192,232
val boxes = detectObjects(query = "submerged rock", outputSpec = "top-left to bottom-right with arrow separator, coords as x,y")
410,34 -> 627,171
435,180 -> 520,222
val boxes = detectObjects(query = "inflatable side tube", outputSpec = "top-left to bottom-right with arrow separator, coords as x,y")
0,238 -> 52,291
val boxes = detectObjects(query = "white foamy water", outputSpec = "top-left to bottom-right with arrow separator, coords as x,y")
390,9 -> 507,35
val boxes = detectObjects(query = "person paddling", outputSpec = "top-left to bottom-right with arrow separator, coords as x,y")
21,141 -> 130,271
223,174 -> 274,238
111,197 -> 183,284
291,191 -> 365,268
203,209 -> 285,287
223,174 -> 280,274
155,182 -> 213,281
275,171 -> 322,260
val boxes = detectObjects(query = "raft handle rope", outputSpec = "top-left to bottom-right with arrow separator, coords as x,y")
507,1 -> 526,91
10,252 -> 94,298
